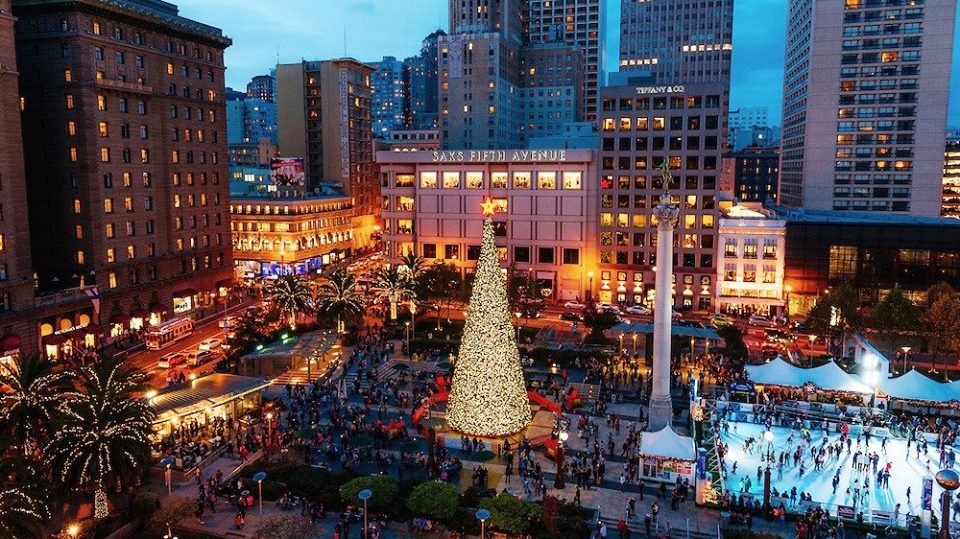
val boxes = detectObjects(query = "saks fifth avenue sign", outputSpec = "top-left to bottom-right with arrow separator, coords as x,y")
636,85 -> 685,95
431,150 -> 567,163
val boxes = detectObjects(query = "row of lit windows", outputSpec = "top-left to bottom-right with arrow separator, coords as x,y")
602,155 -> 719,172
230,202 -> 352,215
600,211 -> 716,229
103,254 -> 224,290
392,171 -> 583,190
599,251 -> 714,269
600,175 -> 719,191
601,231 -> 712,250
602,95 -> 721,112
232,217 -> 351,232
722,263 -> 779,283
602,115 -> 720,132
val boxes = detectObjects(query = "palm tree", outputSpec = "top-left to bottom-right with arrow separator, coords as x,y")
373,265 -> 415,322
315,269 -> 364,333
400,253 -> 427,283
0,353 -> 74,457
0,454 -> 50,539
266,274 -> 314,329
45,356 -> 155,519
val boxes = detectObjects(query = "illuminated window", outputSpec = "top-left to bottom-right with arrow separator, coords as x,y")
76,251 -> 84,264
537,172 -> 556,190
419,172 -> 437,188
67,122 -> 76,136
513,172 -> 531,189
74,226 -> 82,239
98,122 -> 108,136
105,224 -> 114,238
491,172 -> 508,189
442,172 -> 460,188
99,147 -> 110,162
562,172 -> 582,189
65,94 -> 74,109
97,95 -> 106,111
108,272 -> 117,289
103,199 -> 113,213
127,245 -> 136,259
63,69 -> 72,82
73,199 -> 81,214
465,172 -> 483,189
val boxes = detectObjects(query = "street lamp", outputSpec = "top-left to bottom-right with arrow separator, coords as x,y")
358,489 -> 373,539
252,471 -> 267,521
619,332 -> 625,354
265,412 -> 273,445
65,523 -> 81,538
515,312 -> 522,343
476,508 -> 491,538
902,346 -> 912,374
783,285 -> 792,325
405,321 -> 411,352
936,469 -> 960,539
409,302 -> 417,341
762,430 -> 774,513
632,333 -> 638,357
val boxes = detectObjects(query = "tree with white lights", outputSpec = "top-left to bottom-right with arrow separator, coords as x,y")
45,356 -> 154,519
447,200 -> 531,437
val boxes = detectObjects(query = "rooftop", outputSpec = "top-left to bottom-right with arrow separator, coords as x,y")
150,374 -> 269,420
770,206 -> 960,227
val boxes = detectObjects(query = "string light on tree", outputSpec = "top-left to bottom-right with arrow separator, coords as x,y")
446,199 -> 531,436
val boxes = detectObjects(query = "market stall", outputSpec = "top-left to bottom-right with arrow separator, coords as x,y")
639,426 -> 697,483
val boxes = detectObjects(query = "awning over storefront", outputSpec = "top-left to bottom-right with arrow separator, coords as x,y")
42,334 -> 67,346
173,288 -> 198,297
83,323 -> 101,335
148,301 -> 165,313
0,335 -> 20,353
109,313 -> 130,324
150,374 -> 271,425
639,426 -> 696,461
131,308 -> 149,318
744,357 -> 872,394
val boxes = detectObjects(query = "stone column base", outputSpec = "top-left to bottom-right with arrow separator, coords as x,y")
647,394 -> 673,431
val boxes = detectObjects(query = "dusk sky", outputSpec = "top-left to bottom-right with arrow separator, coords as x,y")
176,0 -> 960,128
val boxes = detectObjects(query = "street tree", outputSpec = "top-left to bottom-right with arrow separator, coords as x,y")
420,262 -> 465,329
314,269 -> 364,333
867,286 -> 921,333
927,292 -> 960,355
265,275 -> 313,329
582,298 -> 620,345
0,353 -> 74,457
373,264 -> 415,322
805,281 -> 862,354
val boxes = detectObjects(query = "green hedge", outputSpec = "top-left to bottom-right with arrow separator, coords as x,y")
478,492 -> 542,535
339,475 -> 398,509
407,481 -> 459,522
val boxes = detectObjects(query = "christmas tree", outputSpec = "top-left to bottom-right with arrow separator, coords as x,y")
446,201 -> 532,436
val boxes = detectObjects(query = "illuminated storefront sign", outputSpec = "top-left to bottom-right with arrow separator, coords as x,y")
635,85 -> 685,95
431,149 -> 568,163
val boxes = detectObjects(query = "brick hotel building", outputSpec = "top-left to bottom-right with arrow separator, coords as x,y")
13,0 -> 234,352
376,149 -> 597,301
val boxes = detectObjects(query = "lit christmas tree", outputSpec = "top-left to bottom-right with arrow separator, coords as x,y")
446,199 -> 531,436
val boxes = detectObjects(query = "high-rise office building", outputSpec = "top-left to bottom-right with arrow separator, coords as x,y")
596,83 -> 726,310
0,0 -> 36,317
246,73 -> 274,102
276,58 -> 378,247
779,0 -> 956,215
369,56 -> 408,140
449,0 -> 524,43
14,0 -> 234,343
726,146 -> 781,204
728,106 -> 770,150
943,134 -> 960,219
525,0 -> 604,122
226,95 -> 277,145
618,0 -> 733,84
406,29 -> 445,130
519,42 -> 584,142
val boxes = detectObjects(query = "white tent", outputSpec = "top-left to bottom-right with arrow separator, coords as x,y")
879,370 -> 959,403
639,426 -> 696,461
744,357 -> 872,394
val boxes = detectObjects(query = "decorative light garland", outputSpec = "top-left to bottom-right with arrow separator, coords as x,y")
446,211 -> 531,437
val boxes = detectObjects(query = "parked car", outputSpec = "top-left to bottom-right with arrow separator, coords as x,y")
749,314 -> 777,328
625,305 -> 652,316
563,301 -> 587,310
596,303 -> 622,315
561,311 -> 584,322
219,316 -> 238,329
188,350 -> 217,367
710,314 -> 733,327
198,338 -> 223,351
158,352 -> 187,369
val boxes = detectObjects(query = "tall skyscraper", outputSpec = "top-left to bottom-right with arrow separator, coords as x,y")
369,56 -> 408,140
226,94 -> 277,145
0,0 -> 36,315
14,0 -> 234,337
276,58 -> 378,248
519,42 -> 584,142
618,0 -> 733,84
406,29 -> 445,130
779,0 -> 956,215
943,134 -> 960,219
525,0 -> 604,122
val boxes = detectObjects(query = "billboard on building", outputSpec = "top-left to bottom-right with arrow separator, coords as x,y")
270,157 -> 305,186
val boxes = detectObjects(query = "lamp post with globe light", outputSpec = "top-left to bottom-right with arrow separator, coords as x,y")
936,469 -> 960,539
358,489 -> 373,539
554,431 -> 568,489
762,430 -> 774,513
476,508 -> 491,538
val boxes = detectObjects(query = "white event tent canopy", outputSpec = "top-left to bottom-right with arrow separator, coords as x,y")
878,369 -> 959,403
744,357 -> 872,394
640,426 -> 697,461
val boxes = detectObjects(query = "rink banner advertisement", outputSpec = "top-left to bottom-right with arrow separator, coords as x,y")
270,157 -> 305,186
922,477 -> 933,511
872,510 -> 894,526
837,505 -> 855,520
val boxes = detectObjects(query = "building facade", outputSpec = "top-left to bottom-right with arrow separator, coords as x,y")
226,96 -> 277,145
406,30 -> 445,130
381,128 -> 441,152
246,72 -> 274,102
618,0 -> 733,85
376,149 -> 597,301
943,135 -> 960,219
779,0 -> 955,215
519,42 -> 584,143
14,0 -> 234,350
725,146 -> 780,203
369,56 -> 407,140
525,0 -> 604,122
276,58 -> 378,248
597,83 -> 726,311
230,190 -> 354,277
775,206 -> 960,312
715,205 -> 786,318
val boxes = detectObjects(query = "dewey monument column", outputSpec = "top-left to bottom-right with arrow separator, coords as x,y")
649,162 -> 679,431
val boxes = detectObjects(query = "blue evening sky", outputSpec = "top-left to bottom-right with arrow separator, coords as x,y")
176,0 -> 960,129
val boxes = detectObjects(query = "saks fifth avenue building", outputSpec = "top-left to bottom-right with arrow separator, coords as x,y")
376,149 -> 598,301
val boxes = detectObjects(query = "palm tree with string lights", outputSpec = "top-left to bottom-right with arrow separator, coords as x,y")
400,252 -> 427,283
0,353 -> 75,458
372,264 -> 416,322
314,269 -> 364,333
45,356 -> 155,520
265,274 -> 314,329
0,452 -> 50,539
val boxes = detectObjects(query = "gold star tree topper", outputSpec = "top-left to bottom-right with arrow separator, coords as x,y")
480,197 -> 498,217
